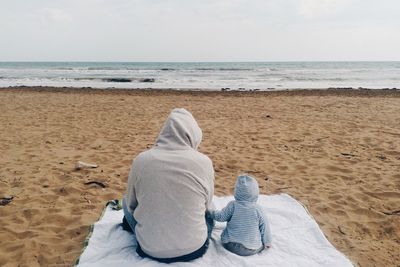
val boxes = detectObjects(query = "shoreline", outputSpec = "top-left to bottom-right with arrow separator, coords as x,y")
2,86 -> 400,97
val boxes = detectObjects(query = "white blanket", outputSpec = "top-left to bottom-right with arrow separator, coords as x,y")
76,194 -> 353,267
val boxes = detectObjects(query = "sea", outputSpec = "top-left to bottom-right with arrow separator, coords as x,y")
0,61 -> 399,90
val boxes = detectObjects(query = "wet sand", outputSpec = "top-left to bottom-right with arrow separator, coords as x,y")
0,87 -> 399,267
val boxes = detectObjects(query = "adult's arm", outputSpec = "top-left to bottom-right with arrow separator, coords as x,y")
125,160 -> 138,213
206,165 -> 215,210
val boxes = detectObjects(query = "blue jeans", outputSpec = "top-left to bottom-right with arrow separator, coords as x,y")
223,242 -> 263,256
122,197 -> 137,232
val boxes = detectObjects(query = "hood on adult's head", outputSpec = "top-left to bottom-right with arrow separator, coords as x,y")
155,108 -> 202,150
234,174 -> 259,202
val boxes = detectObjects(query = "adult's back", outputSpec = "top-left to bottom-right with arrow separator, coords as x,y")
124,108 -> 214,260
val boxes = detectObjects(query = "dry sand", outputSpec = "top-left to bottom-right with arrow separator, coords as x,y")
0,87 -> 399,267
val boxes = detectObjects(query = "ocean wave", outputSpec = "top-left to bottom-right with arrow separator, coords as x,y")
138,78 -> 155,82
87,67 -> 122,70
282,76 -> 348,82
69,77 -> 156,82
219,68 -> 253,71
85,67 -> 177,71
0,76 -> 157,83
54,67 -> 74,70
194,68 -> 254,71
87,67 -> 141,70
73,77 -> 156,82
101,78 -> 155,83
102,78 -> 132,82
0,77 -> 157,83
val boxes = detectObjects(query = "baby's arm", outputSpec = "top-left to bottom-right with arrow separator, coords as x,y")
258,209 -> 272,248
211,201 -> 235,222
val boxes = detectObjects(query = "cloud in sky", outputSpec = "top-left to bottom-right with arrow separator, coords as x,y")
295,0 -> 355,18
38,8 -> 74,26
0,0 -> 399,61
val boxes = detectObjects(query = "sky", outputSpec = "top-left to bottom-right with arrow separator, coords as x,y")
1,0 -> 400,61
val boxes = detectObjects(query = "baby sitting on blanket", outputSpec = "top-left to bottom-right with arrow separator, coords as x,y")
210,174 -> 272,256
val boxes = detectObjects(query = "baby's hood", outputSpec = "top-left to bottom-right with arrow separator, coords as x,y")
234,174 -> 259,202
155,108 -> 202,150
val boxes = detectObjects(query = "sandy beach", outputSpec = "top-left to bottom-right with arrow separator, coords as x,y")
0,87 -> 399,267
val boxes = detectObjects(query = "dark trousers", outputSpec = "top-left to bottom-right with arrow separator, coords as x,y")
136,238 -> 209,263
123,211 -> 214,263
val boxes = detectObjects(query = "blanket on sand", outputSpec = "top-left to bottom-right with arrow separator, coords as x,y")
76,194 -> 353,267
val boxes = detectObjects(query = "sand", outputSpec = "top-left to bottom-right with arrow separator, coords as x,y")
0,87 -> 399,267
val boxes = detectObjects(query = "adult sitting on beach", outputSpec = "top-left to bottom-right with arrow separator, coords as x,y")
122,108 -> 215,263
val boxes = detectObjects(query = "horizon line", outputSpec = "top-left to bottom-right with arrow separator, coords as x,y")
1,60 -> 400,63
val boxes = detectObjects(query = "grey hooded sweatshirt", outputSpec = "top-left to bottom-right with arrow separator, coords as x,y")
124,108 -> 214,259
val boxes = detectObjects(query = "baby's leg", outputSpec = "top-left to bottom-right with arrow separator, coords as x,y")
223,242 -> 263,256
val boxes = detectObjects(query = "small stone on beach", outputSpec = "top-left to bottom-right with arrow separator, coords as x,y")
75,161 -> 98,170
0,196 -> 13,206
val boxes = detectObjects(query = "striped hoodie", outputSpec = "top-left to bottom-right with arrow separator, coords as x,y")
211,175 -> 272,250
